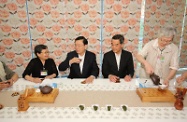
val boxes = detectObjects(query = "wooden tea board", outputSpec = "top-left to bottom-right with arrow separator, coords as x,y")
136,88 -> 175,102
27,88 -> 59,103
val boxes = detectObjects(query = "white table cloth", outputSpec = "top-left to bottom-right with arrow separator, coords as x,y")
0,78 -> 187,122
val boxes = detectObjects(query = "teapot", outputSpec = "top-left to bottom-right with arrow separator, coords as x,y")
39,85 -> 53,94
174,87 -> 187,110
174,98 -> 183,110
150,73 -> 161,85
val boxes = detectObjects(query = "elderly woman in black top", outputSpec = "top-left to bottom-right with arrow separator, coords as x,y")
22,44 -> 58,83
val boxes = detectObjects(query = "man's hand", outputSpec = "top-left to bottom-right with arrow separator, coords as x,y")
45,73 -> 56,79
144,62 -> 154,75
85,76 -> 95,84
45,76 -> 51,79
6,78 -> 16,86
163,79 -> 169,87
176,75 -> 185,83
32,78 -> 43,83
0,82 -> 10,90
124,75 -> 132,82
108,74 -> 119,83
69,57 -> 81,65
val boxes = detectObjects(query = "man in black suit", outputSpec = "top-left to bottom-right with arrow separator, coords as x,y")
58,36 -> 99,83
102,34 -> 134,82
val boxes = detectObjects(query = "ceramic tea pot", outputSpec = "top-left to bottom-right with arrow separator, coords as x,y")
39,85 -> 53,94
174,88 -> 186,110
174,98 -> 183,110
150,73 -> 161,85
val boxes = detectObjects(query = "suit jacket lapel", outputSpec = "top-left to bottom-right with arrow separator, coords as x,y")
74,52 -> 81,75
119,50 -> 124,72
82,51 -> 88,75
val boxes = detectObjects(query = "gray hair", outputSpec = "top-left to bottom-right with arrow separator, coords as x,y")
158,26 -> 177,38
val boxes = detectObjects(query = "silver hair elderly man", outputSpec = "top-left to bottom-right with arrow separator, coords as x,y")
135,25 -> 179,86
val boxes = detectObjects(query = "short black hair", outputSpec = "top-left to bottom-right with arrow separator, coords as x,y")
34,44 -> 48,57
75,36 -> 88,45
112,34 -> 125,44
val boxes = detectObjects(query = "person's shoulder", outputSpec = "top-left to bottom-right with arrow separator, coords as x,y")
85,51 -> 97,59
67,50 -> 76,55
86,50 -> 95,55
30,58 -> 38,62
122,50 -> 132,56
146,38 -> 157,45
142,39 -> 157,50
150,38 -> 157,42
0,61 -> 5,65
170,43 -> 178,50
0,61 -> 7,68
47,58 -> 55,61
122,49 -> 131,54
104,50 -> 113,56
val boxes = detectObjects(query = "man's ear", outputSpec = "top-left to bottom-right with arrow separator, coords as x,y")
85,45 -> 88,49
121,43 -> 124,48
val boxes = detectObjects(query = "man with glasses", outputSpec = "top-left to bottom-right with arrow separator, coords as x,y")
58,36 -> 99,83
135,26 -> 179,86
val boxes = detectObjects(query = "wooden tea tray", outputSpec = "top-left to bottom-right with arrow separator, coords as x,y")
26,88 -> 59,103
136,88 -> 175,102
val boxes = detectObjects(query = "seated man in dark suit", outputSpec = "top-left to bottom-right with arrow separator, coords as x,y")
58,36 -> 99,83
102,34 -> 134,82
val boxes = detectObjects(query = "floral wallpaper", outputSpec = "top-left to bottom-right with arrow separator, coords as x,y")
0,0 -> 31,75
0,0 -> 187,77
180,6 -> 187,67
143,0 -> 185,45
102,0 -> 142,70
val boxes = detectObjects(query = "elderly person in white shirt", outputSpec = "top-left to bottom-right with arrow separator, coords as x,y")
135,26 -> 179,86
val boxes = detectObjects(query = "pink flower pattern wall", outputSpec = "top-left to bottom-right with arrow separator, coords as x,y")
28,0 -> 69,65
103,0 -> 141,54
0,0 -> 187,76
180,7 -> 187,67
144,0 -> 185,45
102,0 -> 142,69
61,0 -> 102,67
0,0 -> 31,75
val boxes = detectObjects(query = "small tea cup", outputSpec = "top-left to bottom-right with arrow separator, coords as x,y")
158,84 -> 167,90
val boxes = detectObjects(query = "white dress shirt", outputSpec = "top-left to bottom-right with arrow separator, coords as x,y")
114,52 -> 121,71
78,53 -> 85,73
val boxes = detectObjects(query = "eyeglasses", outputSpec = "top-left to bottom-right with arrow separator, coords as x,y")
41,51 -> 49,54
160,37 -> 173,44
